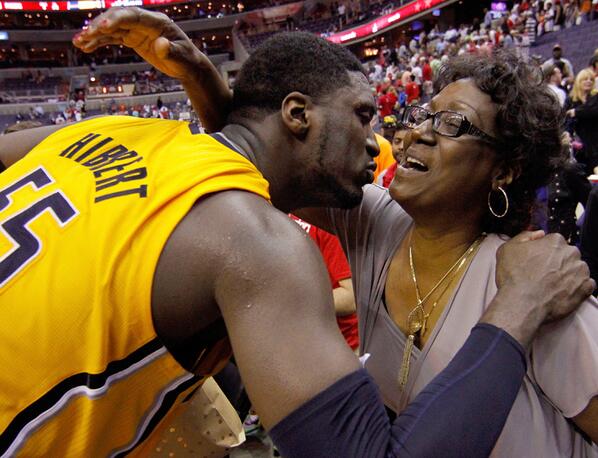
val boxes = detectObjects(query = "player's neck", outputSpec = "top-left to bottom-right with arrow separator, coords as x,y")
221,123 -> 298,213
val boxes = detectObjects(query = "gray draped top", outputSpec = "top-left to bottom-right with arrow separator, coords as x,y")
325,184 -> 598,457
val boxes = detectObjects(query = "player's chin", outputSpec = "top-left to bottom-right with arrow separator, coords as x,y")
334,185 -> 364,209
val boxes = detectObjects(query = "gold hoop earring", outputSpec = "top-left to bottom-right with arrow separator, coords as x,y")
488,186 -> 509,218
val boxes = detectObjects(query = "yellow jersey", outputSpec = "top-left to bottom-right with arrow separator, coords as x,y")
373,133 -> 394,182
0,116 -> 270,457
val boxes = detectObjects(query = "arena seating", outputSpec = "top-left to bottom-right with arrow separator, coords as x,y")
0,76 -> 68,102
532,19 -> 598,72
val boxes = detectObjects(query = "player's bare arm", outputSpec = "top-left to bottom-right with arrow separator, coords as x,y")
152,189 -> 360,427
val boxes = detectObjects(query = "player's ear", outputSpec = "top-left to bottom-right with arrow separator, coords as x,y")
281,92 -> 312,138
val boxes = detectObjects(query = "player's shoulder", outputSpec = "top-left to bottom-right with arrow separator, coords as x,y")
173,190 -> 309,269
184,189 -> 304,251
72,115 -> 181,132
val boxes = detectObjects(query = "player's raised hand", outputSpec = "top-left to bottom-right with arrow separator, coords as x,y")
73,6 -> 204,82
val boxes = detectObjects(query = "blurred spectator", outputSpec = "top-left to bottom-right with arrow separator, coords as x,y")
378,86 -> 397,118
554,0 -> 565,30
378,126 -> 408,189
534,133 -> 591,245
373,131 -> 394,183
544,64 -> 567,107
396,84 -> 407,108
405,74 -> 420,104
580,186 -> 598,295
544,1 -> 556,32
543,44 -> 575,87
588,54 -> 598,90
524,10 -> 537,45
483,7 -> 493,29
566,68 -> 598,174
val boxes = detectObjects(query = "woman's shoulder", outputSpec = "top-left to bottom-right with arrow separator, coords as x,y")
361,184 -> 411,222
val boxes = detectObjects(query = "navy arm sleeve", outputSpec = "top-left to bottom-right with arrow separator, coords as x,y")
269,323 -> 526,458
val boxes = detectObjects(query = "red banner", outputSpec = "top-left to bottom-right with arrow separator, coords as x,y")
326,0 -> 446,44
0,0 -> 187,10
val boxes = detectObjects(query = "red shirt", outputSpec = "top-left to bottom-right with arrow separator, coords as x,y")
378,92 -> 397,117
422,63 -> 433,82
289,215 -> 359,350
405,82 -> 421,104
381,162 -> 398,188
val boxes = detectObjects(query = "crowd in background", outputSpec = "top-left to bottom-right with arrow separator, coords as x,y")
4,1 -> 598,251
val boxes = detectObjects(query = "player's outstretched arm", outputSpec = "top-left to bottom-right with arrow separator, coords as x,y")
73,7 -> 232,132
169,191 -> 591,457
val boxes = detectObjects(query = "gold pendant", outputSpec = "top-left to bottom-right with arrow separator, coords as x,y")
421,312 -> 430,337
399,334 -> 415,389
407,305 -> 424,334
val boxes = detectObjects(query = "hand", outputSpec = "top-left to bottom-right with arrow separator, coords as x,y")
566,108 -> 576,118
73,7 -> 204,83
482,232 -> 595,348
561,131 -> 572,148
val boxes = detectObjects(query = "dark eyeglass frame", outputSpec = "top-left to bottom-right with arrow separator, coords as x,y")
402,105 -> 497,144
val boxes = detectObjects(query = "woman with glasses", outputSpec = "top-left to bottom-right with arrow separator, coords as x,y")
75,16 -> 598,455
311,52 -> 598,456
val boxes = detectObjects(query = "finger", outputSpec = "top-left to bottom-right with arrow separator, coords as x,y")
510,230 -> 545,243
152,36 -> 171,60
570,279 -> 596,313
94,7 -> 173,39
78,36 -> 124,53
88,7 -> 143,35
74,29 -> 127,49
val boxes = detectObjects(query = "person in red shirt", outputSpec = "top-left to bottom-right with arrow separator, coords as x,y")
377,86 -> 397,117
289,215 -> 359,351
405,74 -> 420,104
422,58 -> 433,82
378,125 -> 407,189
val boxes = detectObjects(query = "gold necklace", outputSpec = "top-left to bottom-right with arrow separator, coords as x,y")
398,234 -> 485,389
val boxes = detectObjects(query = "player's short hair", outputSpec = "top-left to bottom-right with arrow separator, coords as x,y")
230,32 -> 365,119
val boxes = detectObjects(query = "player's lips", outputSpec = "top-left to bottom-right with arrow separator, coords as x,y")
364,162 -> 376,183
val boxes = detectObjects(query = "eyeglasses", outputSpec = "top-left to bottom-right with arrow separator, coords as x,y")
401,105 -> 497,144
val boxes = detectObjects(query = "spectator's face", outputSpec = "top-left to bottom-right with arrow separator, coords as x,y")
581,74 -> 594,92
392,128 -> 407,163
553,48 -> 562,59
389,78 -> 500,221
552,67 -> 563,85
